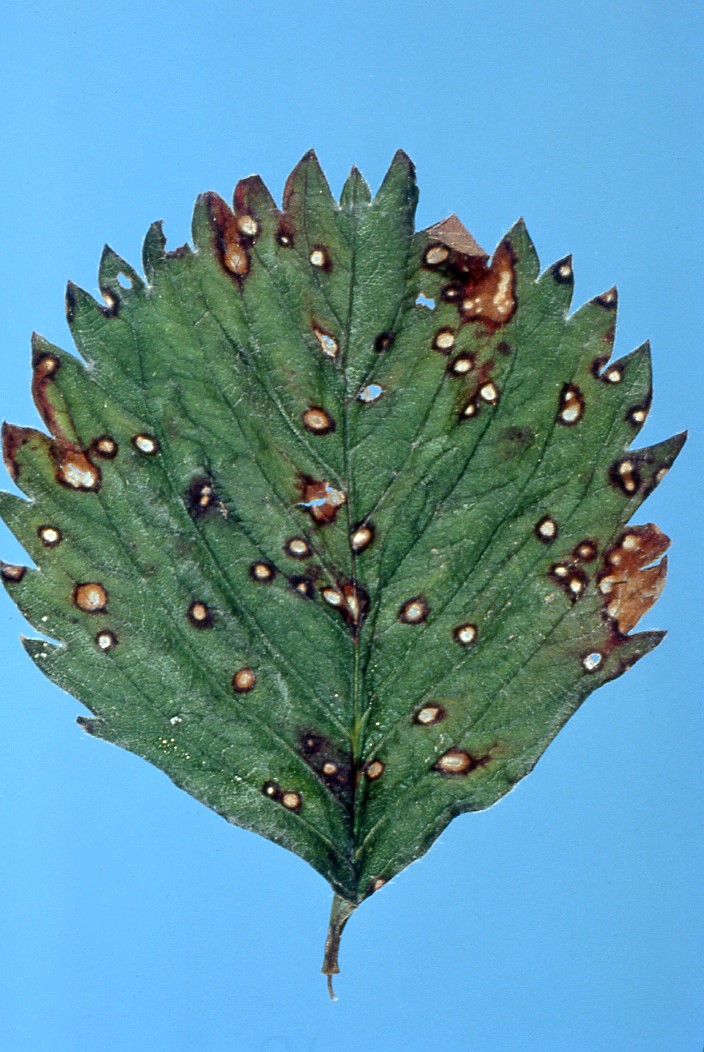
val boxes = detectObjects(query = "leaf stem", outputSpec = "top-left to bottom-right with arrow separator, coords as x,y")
321,893 -> 357,1000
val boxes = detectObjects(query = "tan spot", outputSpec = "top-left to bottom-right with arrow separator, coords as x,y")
250,561 -> 276,583
309,246 -> 330,269
558,384 -> 585,426
628,406 -> 648,426
597,287 -> 618,308
236,214 -> 258,237
433,747 -> 474,775
73,582 -> 108,613
554,257 -> 573,283
302,407 -> 335,434
398,596 -> 429,624
413,704 -> 446,726
284,536 -> 312,559
535,516 -> 558,543
351,523 -> 374,553
365,759 -> 384,780
433,328 -> 456,353
461,399 -> 478,418
232,666 -> 256,692
96,629 -> 117,651
292,576 -> 315,599
282,790 -> 302,811
322,762 -> 338,776
604,365 -> 623,384
132,434 -> 160,455
369,877 -> 386,893
322,587 -> 344,607
313,328 -> 338,359
453,622 -> 477,646
38,525 -> 62,548
57,451 -> 101,491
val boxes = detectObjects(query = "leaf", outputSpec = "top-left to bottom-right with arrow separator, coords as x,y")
0,152 -> 684,995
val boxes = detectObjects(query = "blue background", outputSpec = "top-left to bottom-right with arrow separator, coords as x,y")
1,2 -> 702,1049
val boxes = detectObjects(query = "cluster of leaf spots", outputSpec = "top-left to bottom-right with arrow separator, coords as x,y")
0,152 -> 684,988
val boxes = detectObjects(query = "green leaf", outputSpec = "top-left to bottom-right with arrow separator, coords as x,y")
0,152 -> 684,994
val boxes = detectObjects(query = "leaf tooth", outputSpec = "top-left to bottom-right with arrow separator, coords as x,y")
282,149 -> 336,216
142,220 -> 167,280
98,244 -> 144,309
233,174 -> 278,239
503,217 -> 540,282
608,431 -> 687,501
339,165 -> 372,209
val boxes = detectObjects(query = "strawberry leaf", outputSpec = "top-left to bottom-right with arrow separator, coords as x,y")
0,152 -> 684,994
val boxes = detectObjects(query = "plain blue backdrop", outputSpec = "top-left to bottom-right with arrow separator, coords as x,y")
1,2 -> 702,1049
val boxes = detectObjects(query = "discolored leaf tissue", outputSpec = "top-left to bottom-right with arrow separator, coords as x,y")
0,153 -> 684,995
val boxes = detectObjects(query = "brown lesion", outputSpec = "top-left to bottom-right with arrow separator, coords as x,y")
205,192 -> 251,281
322,580 -> 370,635
597,523 -> 670,634
297,475 -> 346,526
432,744 -> 497,776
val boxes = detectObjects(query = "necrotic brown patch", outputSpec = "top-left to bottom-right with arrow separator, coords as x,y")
207,192 -> 251,279
290,575 -> 315,599
56,449 -> 102,491
374,331 -> 394,353
456,241 -> 517,328
298,476 -> 346,525
597,524 -> 670,633
0,562 -> 26,583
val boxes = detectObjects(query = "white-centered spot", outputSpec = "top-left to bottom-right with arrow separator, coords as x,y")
322,588 -> 344,608
558,385 -> 584,425
433,328 -> 456,352
424,244 -> 450,267
434,748 -> 473,775
94,436 -> 118,458
169,715 -> 183,726
59,455 -> 100,490
451,355 -> 474,375
537,516 -> 557,541
582,652 -> 603,672
605,366 -> 622,383
399,597 -> 428,624
309,248 -> 328,268
251,562 -> 274,582
462,400 -> 478,418
133,434 -> 159,455
302,407 -> 334,433
414,704 -> 444,725
351,524 -> 374,553
39,525 -> 62,547
285,537 -> 312,559
479,381 -> 499,404
453,622 -> 477,646
558,261 -> 573,280
322,762 -> 337,776
96,630 -> 117,650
